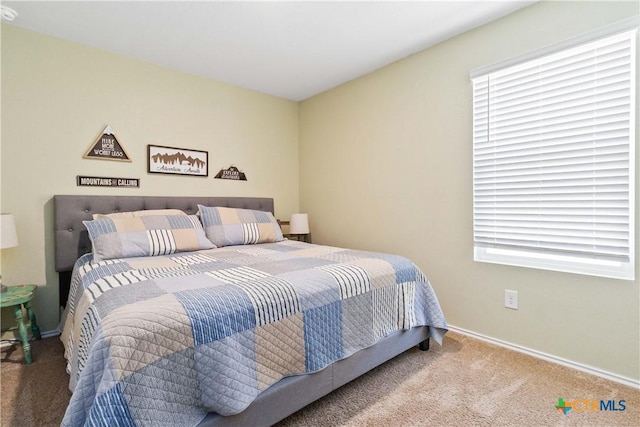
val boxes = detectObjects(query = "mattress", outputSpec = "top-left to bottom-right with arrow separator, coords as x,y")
60,240 -> 447,426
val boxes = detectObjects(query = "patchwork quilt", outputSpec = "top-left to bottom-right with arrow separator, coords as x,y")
60,240 -> 447,426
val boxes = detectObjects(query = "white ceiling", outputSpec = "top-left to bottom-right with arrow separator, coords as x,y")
2,1 -> 536,101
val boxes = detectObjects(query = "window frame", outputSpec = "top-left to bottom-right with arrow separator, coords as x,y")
470,18 -> 638,281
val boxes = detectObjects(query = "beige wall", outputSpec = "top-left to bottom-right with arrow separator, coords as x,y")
0,25 -> 299,333
299,1 -> 640,381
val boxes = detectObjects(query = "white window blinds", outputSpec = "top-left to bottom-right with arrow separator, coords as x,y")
472,28 -> 636,280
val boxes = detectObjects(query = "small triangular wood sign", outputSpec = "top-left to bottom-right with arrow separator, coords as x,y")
83,126 -> 131,162
214,165 -> 247,181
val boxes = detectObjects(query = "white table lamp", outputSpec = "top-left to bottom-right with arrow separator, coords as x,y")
289,213 -> 309,235
1,213 -> 19,292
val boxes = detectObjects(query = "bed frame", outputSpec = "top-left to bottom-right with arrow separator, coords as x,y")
53,195 -> 430,426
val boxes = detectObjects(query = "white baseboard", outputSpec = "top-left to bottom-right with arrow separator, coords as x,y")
448,325 -> 640,390
0,329 -> 60,348
40,329 -> 61,339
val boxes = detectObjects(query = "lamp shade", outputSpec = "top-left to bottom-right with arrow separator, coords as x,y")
289,213 -> 309,234
1,214 -> 18,249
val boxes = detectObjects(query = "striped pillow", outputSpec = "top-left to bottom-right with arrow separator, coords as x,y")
198,205 -> 284,247
83,214 -> 215,262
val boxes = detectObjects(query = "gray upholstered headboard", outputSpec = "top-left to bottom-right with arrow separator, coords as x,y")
53,195 -> 275,273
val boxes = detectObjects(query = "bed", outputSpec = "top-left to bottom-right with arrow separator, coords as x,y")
54,195 -> 447,426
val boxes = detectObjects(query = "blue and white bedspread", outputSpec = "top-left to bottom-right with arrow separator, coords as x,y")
61,240 -> 447,426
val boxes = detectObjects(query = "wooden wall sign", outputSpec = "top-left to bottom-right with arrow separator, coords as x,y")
77,176 -> 140,188
83,126 -> 131,162
148,144 -> 208,177
214,165 -> 247,181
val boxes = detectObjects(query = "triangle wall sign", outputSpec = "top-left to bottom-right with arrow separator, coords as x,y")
83,126 -> 131,162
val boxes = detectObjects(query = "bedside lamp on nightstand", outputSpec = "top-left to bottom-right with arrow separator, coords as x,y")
1,213 -> 19,293
289,213 -> 311,243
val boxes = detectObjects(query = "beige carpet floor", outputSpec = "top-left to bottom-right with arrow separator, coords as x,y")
2,331 -> 638,426
1,336 -> 71,427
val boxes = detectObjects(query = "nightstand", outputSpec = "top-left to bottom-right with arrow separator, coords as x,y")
0,285 -> 41,364
278,220 -> 312,243
283,233 -> 312,243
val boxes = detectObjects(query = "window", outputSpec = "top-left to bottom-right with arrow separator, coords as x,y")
471,24 -> 636,280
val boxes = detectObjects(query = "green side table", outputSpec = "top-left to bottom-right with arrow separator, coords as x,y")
1,285 -> 41,364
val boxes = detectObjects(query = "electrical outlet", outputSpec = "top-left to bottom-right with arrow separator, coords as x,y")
505,290 -> 518,310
